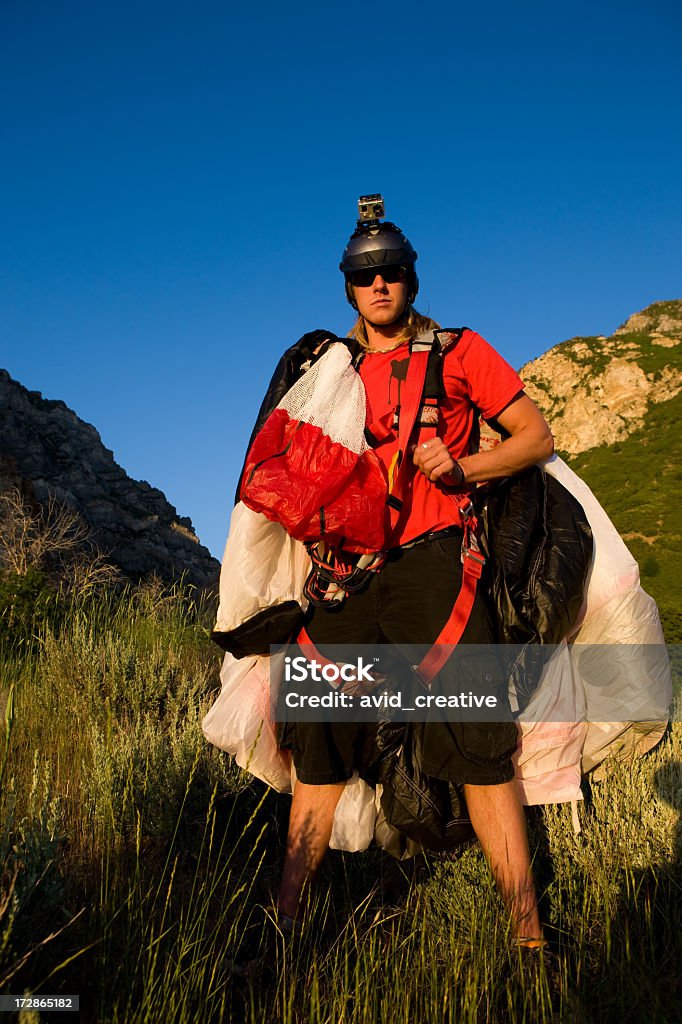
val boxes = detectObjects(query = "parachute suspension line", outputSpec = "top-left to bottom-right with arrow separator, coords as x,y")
304,543 -> 386,607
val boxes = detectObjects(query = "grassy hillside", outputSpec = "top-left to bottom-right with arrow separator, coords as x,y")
567,390 -> 682,643
1,587 -> 681,1023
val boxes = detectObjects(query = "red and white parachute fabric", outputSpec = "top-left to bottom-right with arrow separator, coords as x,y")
240,343 -> 388,554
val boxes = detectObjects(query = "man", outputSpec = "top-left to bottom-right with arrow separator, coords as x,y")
275,197 -> 554,955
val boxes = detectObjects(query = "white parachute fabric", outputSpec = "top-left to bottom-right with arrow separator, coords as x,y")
571,586 -> 670,777
213,502 -> 311,636
205,502 -> 308,793
328,772 -> 376,852
581,719 -> 668,777
512,642 -> 587,806
548,455 -> 671,774
286,765 -> 375,853
202,650 -> 292,793
546,455 -> 640,625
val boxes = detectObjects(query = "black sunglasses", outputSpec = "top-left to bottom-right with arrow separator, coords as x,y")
349,265 -> 407,288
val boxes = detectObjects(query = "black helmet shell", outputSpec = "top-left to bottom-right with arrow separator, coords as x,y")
339,221 -> 417,273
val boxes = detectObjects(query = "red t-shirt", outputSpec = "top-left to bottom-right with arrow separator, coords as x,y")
358,329 -> 524,546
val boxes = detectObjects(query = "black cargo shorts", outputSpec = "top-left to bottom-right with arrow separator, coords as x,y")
278,530 -> 518,786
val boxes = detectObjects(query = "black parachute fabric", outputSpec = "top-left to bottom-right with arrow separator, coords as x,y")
375,721 -> 475,852
478,466 -> 594,711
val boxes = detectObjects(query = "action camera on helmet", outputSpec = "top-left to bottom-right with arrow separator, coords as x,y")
357,194 -> 385,224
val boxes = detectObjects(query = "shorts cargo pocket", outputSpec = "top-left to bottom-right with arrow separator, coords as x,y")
454,649 -> 515,761
455,648 -> 507,700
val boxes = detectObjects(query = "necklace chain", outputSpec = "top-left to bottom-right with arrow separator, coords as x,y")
366,337 -> 408,354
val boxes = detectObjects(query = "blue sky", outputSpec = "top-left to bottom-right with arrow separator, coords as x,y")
2,0 -> 681,558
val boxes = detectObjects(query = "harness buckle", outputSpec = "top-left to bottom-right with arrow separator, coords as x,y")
461,543 -> 485,579
459,499 -> 485,579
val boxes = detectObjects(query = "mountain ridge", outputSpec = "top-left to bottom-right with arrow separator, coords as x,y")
0,368 -> 219,587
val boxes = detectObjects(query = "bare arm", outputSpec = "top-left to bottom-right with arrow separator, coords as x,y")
413,393 -> 554,484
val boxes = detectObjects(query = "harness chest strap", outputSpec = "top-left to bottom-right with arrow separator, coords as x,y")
385,329 -> 465,526
386,344 -> 432,530
385,335 -> 486,685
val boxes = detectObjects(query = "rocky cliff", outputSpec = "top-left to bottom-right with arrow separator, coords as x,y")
519,299 -> 682,455
0,369 -> 219,587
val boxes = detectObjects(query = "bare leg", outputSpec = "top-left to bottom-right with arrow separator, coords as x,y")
277,780 -> 346,920
463,780 -> 543,941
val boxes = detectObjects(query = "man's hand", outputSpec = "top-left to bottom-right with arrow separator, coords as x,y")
412,437 -> 457,482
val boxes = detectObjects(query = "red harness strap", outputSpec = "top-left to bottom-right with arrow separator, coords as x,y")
414,499 -> 485,686
386,347 -> 431,531
295,626 -> 341,685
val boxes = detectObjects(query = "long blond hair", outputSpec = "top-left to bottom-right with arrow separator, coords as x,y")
348,305 -> 441,350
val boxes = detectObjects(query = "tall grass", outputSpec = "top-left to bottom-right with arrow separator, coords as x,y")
1,582 -> 680,1022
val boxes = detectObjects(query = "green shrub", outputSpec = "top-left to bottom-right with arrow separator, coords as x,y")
0,569 -> 58,650
641,556 -> 661,578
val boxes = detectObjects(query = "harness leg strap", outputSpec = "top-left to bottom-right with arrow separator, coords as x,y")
415,506 -> 485,686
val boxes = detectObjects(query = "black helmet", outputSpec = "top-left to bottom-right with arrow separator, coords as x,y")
340,194 -> 419,310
